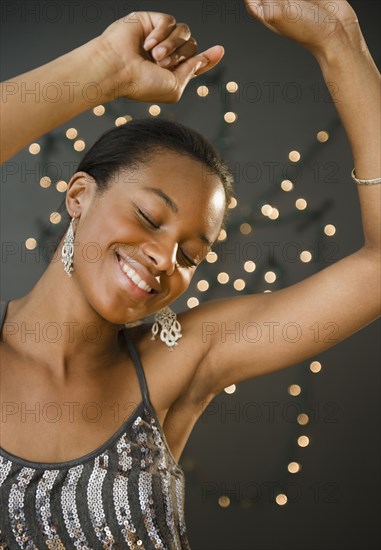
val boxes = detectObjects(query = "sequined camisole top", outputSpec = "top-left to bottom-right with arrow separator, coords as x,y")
0,300 -> 191,549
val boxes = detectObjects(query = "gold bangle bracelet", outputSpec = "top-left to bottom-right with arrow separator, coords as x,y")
351,168 -> 381,185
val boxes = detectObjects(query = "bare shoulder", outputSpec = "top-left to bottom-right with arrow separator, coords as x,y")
129,309 -> 216,411
129,315 -> 217,461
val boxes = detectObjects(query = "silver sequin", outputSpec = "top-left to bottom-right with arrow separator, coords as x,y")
61,465 -> 91,549
35,469 -> 65,550
8,467 -> 38,549
87,452 -> 116,548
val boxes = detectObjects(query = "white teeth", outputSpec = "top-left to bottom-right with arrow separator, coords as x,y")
137,280 -> 147,290
131,274 -> 141,286
118,256 -> 152,292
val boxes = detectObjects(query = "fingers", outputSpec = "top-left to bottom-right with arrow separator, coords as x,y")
173,45 -> 225,91
151,23 -> 193,62
156,37 -> 198,69
138,11 -> 225,103
143,13 -> 192,59
143,12 -> 201,73
143,13 -> 177,50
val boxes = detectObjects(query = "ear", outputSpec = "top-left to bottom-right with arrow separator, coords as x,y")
65,172 -> 97,218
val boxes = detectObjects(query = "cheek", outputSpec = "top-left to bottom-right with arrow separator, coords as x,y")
76,210 -> 144,265
174,269 -> 196,297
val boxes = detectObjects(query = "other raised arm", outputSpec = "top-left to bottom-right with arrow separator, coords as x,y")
0,11 -> 224,163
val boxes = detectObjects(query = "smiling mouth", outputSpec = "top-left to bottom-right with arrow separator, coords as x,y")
116,253 -> 159,295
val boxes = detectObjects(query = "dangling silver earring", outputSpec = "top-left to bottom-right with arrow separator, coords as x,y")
151,306 -> 182,351
61,215 -> 76,277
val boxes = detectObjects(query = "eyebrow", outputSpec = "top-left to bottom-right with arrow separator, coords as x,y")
143,186 -> 179,214
143,186 -> 213,248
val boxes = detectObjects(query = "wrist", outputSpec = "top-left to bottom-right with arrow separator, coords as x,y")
82,36 -> 130,104
312,21 -> 368,69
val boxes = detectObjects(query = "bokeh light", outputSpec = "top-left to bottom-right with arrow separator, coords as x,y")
226,81 -> 239,93
29,143 -> 40,155
224,112 -> 238,123
149,105 -> 161,116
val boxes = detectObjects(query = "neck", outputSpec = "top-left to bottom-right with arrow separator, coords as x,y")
4,260 -> 125,379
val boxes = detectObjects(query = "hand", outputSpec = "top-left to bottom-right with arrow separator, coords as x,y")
98,11 -> 224,103
244,0 -> 359,56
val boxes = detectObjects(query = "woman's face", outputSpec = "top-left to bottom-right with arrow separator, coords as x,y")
66,150 -> 226,324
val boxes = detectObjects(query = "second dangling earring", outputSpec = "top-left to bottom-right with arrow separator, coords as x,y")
151,306 -> 182,351
61,215 -> 76,277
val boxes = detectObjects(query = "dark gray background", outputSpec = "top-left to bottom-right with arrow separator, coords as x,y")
1,1 -> 380,549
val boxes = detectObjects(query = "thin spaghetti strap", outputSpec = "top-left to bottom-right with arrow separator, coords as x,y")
0,301 -> 9,334
122,328 -> 150,406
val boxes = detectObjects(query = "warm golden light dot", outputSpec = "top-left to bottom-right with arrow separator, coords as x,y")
149,105 -> 161,116
226,81 -> 239,93
298,435 -> 310,448
218,229 -> 227,241
65,128 -> 78,139
310,361 -> 322,373
297,413 -> 309,426
93,105 -> 105,116
187,297 -> 199,309
217,272 -> 229,284
244,261 -> 256,273
295,198 -> 307,210
56,180 -> 68,193
29,143 -> 40,155
261,204 -> 273,217
289,150 -> 301,162
74,139 -> 86,152
233,279 -> 246,291
49,212 -> 61,224
240,223 -> 252,235
197,85 -> 209,97
264,271 -> 276,284
224,384 -> 236,394
268,208 -> 279,220
218,496 -> 230,508
317,130 -> 329,143
300,250 -> 312,263
25,238 -> 37,250
228,197 -> 238,209
275,494 -> 288,506
197,280 -> 209,292
288,384 -> 301,396
324,224 -> 336,236
288,462 -> 301,474
224,111 -> 238,123
115,116 -> 128,126
206,251 -> 218,263
40,176 -> 51,188
281,179 -> 294,192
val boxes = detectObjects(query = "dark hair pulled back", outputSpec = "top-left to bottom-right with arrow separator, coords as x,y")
55,118 -> 234,251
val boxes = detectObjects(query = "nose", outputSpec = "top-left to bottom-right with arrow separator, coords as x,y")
141,239 -> 179,276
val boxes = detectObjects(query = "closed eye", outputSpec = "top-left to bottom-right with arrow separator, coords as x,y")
138,208 -> 160,229
178,250 -> 197,268
137,208 -> 197,268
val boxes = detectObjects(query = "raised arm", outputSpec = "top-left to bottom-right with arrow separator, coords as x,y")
180,0 -> 381,395
0,11 -> 224,164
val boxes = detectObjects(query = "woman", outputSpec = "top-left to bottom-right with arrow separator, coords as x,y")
0,1 -> 380,548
